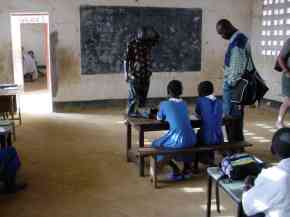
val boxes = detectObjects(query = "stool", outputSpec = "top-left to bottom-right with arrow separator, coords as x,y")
0,127 -> 12,149
0,120 -> 15,141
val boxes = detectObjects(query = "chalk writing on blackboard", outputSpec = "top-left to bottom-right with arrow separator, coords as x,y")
80,6 -> 202,74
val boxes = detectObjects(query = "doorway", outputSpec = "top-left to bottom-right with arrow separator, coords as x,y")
10,13 -> 52,113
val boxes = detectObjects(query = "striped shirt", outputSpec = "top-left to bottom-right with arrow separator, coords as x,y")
224,31 -> 254,86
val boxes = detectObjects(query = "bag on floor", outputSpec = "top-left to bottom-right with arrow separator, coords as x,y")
220,153 -> 264,180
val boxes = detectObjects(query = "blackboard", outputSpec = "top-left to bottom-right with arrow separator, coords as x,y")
80,6 -> 202,74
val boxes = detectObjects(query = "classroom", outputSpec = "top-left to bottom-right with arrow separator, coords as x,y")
0,1 -> 289,217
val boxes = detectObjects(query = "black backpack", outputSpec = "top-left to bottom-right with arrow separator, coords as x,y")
231,53 -> 269,105
220,153 -> 264,181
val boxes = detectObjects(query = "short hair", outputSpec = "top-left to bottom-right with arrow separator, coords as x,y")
167,80 -> 183,98
216,19 -> 233,29
198,81 -> 214,97
271,128 -> 290,159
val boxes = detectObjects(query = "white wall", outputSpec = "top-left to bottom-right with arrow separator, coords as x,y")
21,23 -> 46,66
251,0 -> 284,102
0,0 -> 254,102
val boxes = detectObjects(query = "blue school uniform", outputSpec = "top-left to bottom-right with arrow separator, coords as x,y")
196,96 -> 223,145
152,98 -> 196,161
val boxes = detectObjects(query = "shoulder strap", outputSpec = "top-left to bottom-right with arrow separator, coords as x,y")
245,45 -> 256,72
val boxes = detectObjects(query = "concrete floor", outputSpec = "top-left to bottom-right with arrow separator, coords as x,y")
0,105 -> 282,217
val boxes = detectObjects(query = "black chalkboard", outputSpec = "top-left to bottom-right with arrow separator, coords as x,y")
80,6 -> 202,74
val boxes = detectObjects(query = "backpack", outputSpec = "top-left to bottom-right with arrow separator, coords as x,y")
220,153 -> 264,181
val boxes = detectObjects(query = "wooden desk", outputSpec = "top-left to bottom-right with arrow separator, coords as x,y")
0,85 -> 23,125
207,167 -> 245,217
124,115 -> 202,176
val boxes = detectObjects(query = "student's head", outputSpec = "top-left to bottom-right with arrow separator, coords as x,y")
28,50 -> 34,58
216,19 -> 237,40
271,128 -> 290,159
198,81 -> 214,97
167,80 -> 183,98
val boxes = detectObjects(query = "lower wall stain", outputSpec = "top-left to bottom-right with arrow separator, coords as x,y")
0,44 -> 13,83
57,47 -> 80,85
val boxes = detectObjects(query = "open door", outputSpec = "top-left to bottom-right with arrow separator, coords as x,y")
50,31 -> 58,97
10,13 -> 52,113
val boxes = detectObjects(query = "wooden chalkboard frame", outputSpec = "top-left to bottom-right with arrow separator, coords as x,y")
80,6 -> 202,74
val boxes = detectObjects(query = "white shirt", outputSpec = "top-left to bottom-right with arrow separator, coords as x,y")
242,158 -> 290,217
23,53 -> 37,75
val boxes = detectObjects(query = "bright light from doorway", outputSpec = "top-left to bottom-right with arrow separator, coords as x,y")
20,89 -> 51,114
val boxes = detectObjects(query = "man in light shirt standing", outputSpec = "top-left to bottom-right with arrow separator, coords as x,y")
242,128 -> 290,217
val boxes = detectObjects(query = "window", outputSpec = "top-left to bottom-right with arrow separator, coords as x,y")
261,0 -> 290,56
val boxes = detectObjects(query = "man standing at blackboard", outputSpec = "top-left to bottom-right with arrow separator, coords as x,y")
124,26 -> 160,117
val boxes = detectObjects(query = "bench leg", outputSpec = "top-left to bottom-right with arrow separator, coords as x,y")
193,153 -> 199,173
150,156 -> 158,188
139,129 -> 145,177
126,121 -> 132,162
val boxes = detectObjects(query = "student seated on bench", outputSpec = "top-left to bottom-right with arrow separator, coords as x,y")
242,128 -> 290,217
195,81 -> 223,164
151,80 -> 197,180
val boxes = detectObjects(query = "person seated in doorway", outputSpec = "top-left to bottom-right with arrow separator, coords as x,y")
195,81 -> 223,164
151,80 -> 197,180
28,50 -> 42,76
23,50 -> 38,82
242,127 -> 290,217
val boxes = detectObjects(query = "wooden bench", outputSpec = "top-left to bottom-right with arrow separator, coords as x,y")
138,141 -> 253,188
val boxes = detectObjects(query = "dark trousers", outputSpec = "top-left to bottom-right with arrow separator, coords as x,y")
225,107 -> 244,142
128,79 -> 150,115
223,82 -> 245,142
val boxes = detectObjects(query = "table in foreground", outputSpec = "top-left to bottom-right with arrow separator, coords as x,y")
207,167 -> 245,217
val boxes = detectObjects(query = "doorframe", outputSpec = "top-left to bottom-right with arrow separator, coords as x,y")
10,12 -> 52,112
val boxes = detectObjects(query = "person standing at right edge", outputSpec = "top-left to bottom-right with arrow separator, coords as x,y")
276,38 -> 290,129
216,19 -> 254,142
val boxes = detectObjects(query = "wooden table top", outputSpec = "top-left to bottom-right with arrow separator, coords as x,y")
124,114 -> 202,130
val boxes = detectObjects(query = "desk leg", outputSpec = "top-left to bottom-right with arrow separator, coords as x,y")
237,203 -> 244,217
126,121 -> 132,162
216,183 -> 221,213
7,132 -> 12,146
11,95 -> 15,122
206,176 -> 212,217
17,94 -> 22,125
139,128 -> 145,177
